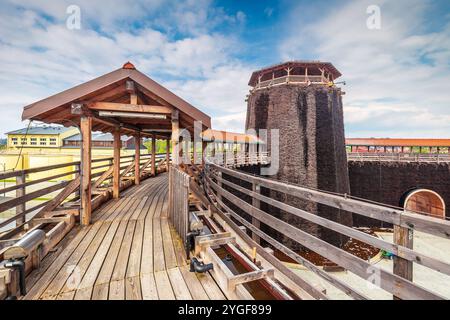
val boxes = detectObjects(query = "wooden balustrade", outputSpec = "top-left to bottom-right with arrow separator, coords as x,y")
168,165 -> 190,246
347,152 -> 450,163
254,75 -> 328,90
0,153 -> 167,233
207,152 -> 270,167
203,160 -> 450,300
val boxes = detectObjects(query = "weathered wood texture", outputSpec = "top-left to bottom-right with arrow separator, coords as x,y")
204,161 -> 450,300
168,165 -> 190,246
80,116 -> 92,226
23,174 -> 224,300
113,128 -> 121,199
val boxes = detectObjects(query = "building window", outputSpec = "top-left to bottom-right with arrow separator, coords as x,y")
21,138 -> 27,145
11,137 -> 18,145
40,138 -> 47,146
30,138 -> 37,146
50,138 -> 57,146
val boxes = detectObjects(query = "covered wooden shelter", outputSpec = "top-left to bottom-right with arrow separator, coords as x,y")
22,62 -> 211,226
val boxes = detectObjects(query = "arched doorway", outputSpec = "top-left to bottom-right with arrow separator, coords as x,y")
403,189 -> 446,219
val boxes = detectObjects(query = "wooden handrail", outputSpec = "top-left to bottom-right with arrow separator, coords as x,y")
0,161 -> 80,180
0,152 -> 168,232
207,162 -> 450,239
347,152 -> 450,163
208,170 -> 450,277
204,160 -> 450,300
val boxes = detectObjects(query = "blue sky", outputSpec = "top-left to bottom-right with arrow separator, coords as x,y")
0,0 -> 449,138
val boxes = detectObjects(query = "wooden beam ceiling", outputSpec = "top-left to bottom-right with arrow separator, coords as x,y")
88,102 -> 173,115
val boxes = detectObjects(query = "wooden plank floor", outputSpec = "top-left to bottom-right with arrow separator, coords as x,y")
23,173 -> 226,300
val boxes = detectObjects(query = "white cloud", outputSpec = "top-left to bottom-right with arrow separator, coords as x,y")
212,112 -> 248,133
0,1 -> 253,137
280,0 -> 450,138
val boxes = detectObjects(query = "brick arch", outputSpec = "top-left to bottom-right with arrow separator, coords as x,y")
402,188 -> 446,219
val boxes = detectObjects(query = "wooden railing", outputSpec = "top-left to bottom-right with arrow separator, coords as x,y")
208,152 -> 270,167
347,152 -> 450,163
255,75 -> 328,90
0,153 -> 166,233
203,160 -> 450,300
168,165 -> 190,245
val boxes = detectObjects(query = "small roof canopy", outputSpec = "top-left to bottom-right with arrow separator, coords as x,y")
202,129 -> 264,144
248,60 -> 342,87
346,138 -> 450,147
22,62 -> 211,138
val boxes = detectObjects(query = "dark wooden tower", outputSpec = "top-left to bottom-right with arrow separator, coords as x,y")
246,61 -> 352,248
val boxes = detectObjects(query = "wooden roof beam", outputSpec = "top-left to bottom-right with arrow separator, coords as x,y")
92,116 -> 141,133
135,83 -> 171,107
88,102 -> 173,115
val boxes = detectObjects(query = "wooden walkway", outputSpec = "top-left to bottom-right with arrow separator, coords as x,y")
23,173 -> 226,300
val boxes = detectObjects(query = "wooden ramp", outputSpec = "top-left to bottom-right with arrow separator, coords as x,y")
22,173 -> 225,300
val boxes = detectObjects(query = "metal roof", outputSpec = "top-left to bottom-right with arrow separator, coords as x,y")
64,132 -> 130,142
6,126 -> 73,135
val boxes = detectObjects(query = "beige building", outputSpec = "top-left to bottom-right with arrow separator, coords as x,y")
1,126 -> 145,172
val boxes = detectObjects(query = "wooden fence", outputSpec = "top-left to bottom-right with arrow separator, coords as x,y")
0,153 -> 166,233
203,161 -> 450,300
347,152 -> 450,163
209,151 -> 270,167
168,165 -> 191,245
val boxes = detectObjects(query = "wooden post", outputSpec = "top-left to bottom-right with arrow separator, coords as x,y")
171,110 -> 179,166
252,182 -> 261,244
151,133 -> 156,176
185,139 -> 190,164
134,133 -> 141,185
202,141 -> 208,166
75,163 -> 81,198
222,142 -> 225,165
15,172 -> 26,226
212,142 -> 216,158
393,225 -> 413,299
80,116 -> 92,226
113,127 -> 121,199
166,138 -> 170,171
193,139 -> 198,164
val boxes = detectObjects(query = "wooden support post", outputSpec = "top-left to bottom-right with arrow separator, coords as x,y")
185,139 -> 190,164
171,110 -> 179,166
393,225 -> 413,300
222,142 -> 225,164
113,127 -> 121,199
202,141 -> 208,166
252,183 -> 261,244
15,172 -> 26,226
166,138 -> 170,171
193,139 -> 198,164
151,133 -> 156,176
134,134 -> 141,185
80,116 -> 92,226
